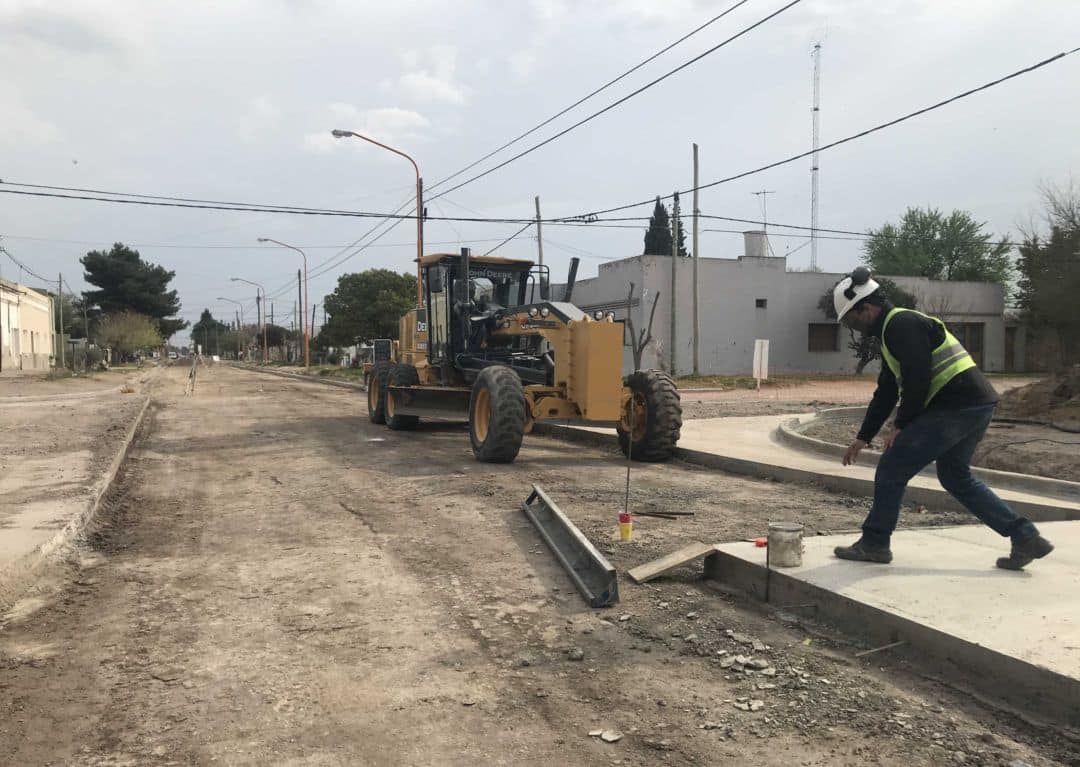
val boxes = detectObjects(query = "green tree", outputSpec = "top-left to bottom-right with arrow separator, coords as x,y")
1015,180 -> 1080,368
674,193 -> 690,258
190,309 -> 231,356
818,278 -> 918,374
321,269 -> 417,346
97,311 -> 162,360
51,293 -> 82,338
862,208 -> 1013,288
81,243 -> 188,339
643,197 -> 672,256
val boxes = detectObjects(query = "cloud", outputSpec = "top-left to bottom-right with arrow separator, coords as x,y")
0,5 -> 132,58
392,45 -> 467,105
509,48 -> 538,80
0,86 -> 60,146
250,95 -> 280,123
302,104 -> 431,154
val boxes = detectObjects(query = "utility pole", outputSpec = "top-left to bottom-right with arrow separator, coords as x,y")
669,192 -> 679,376
255,294 -> 262,362
534,195 -> 544,267
692,144 -> 701,376
296,269 -> 302,362
235,310 -> 241,359
810,41 -> 822,271
82,293 -> 89,371
58,272 -> 65,369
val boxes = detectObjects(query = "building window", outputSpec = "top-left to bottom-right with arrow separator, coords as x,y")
808,323 -> 840,352
755,298 -> 767,309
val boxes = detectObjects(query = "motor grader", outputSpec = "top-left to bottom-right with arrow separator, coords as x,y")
366,247 -> 681,463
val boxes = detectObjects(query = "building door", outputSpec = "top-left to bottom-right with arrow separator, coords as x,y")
948,322 -> 985,369
1004,326 -> 1017,372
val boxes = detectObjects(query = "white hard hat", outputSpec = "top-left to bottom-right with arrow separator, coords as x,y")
833,266 -> 880,321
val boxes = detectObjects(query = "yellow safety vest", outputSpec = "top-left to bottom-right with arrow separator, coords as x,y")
880,307 -> 975,405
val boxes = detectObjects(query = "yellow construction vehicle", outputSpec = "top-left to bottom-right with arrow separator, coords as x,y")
367,247 -> 681,463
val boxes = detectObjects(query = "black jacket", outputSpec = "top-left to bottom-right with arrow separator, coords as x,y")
856,303 -> 998,443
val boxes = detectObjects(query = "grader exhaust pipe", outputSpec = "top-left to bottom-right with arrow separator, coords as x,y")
563,257 -> 580,303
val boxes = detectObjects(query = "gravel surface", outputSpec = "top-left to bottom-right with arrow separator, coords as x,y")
0,365 -> 1070,766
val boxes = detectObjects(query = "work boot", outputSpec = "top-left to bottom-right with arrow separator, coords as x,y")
833,539 -> 893,564
996,535 -> 1054,571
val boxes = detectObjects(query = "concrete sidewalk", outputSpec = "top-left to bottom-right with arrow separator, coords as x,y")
546,414 -> 1080,522
707,521 -> 1080,728
0,394 -> 149,608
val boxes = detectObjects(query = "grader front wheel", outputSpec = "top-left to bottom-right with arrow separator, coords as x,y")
469,366 -> 526,463
617,369 -> 682,461
367,361 -> 391,424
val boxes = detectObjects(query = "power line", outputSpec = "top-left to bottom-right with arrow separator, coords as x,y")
0,233 -> 513,250
0,245 -> 53,284
425,0 -> 753,192
426,0 -> 804,202
482,223 -> 533,256
573,46 -> 1080,219
0,184 -> 656,226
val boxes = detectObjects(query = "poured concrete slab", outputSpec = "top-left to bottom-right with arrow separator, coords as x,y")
706,521 -> 1080,729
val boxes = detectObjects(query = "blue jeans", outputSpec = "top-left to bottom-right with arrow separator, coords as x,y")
861,404 -> 1039,548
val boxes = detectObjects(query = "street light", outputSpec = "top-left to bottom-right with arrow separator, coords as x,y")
230,277 -> 268,363
217,296 -> 245,361
331,128 -> 423,305
257,237 -> 309,369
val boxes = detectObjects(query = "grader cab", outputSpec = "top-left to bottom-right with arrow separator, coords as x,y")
367,247 -> 681,463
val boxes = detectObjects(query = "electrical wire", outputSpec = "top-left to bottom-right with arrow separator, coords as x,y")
0,233 -> 510,250
425,0 -> 753,192
427,0 -> 804,202
572,46 -> 1080,219
0,246 -> 53,284
481,223 -> 533,256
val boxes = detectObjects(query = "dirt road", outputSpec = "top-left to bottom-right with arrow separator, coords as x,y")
0,365 -> 1069,766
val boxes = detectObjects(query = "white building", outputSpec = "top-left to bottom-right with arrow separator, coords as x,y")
564,232 -> 1011,376
1,278 -> 55,373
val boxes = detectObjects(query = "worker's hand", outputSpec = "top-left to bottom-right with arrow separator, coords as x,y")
882,428 -> 902,452
842,439 -> 867,466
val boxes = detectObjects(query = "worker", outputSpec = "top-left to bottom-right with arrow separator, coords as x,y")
831,267 -> 1054,570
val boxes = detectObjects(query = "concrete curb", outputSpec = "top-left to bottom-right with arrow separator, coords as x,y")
534,422 -> 1079,524
0,395 -> 152,611
778,408 -> 1080,503
705,546 -> 1080,732
234,364 -> 368,392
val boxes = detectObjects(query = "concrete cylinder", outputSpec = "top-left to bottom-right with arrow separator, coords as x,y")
768,522 -> 804,567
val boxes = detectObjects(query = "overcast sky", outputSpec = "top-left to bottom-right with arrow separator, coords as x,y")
1,0 -> 1078,340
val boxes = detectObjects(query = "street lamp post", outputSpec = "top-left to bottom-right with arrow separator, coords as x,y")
217,297 -> 245,360
330,128 -> 423,306
257,237 -> 309,369
230,277 -> 268,363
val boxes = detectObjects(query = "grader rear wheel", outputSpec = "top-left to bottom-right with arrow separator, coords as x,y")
617,369 -> 681,461
469,366 -> 526,463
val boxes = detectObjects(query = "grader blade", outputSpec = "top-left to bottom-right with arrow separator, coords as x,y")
521,484 -> 619,608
